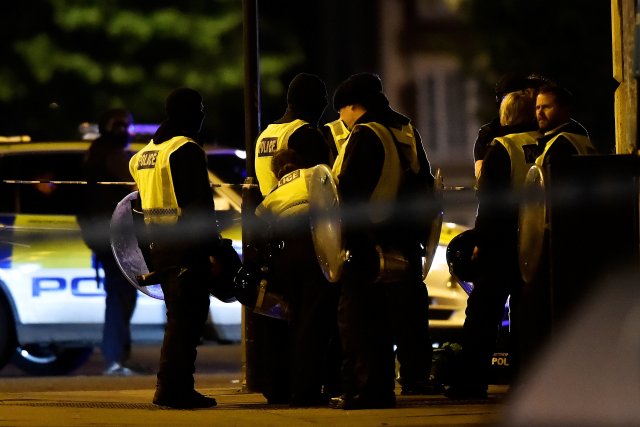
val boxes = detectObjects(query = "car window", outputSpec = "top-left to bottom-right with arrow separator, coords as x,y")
0,152 -> 85,215
206,152 -> 246,186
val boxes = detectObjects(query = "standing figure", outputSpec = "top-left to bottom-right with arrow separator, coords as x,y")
78,108 -> 141,376
518,83 -> 596,373
251,72 -> 333,404
329,72 -> 436,410
255,149 -> 341,407
474,73 -> 547,179
445,91 -> 540,400
129,88 -> 221,409
254,72 -> 331,196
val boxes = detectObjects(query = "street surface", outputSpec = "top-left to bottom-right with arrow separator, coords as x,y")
0,342 -> 509,426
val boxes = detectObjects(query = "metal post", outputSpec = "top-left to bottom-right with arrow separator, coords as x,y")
241,0 -> 262,393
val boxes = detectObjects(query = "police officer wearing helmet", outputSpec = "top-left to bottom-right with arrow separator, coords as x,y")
129,87 -> 223,409
446,91 -> 540,400
254,149 -> 341,407
329,72 -> 437,409
254,73 -> 332,196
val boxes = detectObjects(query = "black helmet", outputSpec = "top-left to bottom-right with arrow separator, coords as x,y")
209,238 -> 242,303
446,229 -> 477,293
232,264 -> 260,307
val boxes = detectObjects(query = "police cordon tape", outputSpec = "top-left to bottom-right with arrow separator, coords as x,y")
2,179 -> 258,188
1,179 -> 475,192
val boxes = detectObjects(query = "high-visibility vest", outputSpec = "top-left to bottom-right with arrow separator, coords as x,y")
324,119 -> 350,154
129,136 -> 199,225
333,122 -> 418,223
491,131 -> 539,187
255,167 -> 313,218
254,119 -> 307,196
535,132 -> 595,168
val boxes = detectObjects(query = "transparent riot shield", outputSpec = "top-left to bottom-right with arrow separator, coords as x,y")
518,165 -> 546,284
110,191 -> 164,299
308,164 -> 346,283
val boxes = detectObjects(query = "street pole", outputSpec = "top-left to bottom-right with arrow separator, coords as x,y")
241,0 -> 262,393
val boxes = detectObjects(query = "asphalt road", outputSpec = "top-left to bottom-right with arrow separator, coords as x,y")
0,342 -> 511,427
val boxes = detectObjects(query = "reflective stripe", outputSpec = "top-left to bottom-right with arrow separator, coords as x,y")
254,120 -> 307,196
536,132 -> 594,168
130,136 -> 198,224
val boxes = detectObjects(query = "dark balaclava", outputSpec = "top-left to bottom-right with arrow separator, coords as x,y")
98,108 -> 133,148
165,87 -> 204,137
286,73 -> 328,124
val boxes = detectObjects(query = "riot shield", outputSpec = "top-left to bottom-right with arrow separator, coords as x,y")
518,165 -> 546,284
422,168 -> 444,280
110,191 -> 164,299
308,164 -> 346,283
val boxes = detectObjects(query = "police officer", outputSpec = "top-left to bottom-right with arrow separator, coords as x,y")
535,84 -> 595,167
255,149 -> 341,407
322,118 -> 350,165
445,91 -> 540,400
474,73 -> 548,179
254,72 -> 331,196
251,72 -> 332,404
329,72 -> 436,409
129,87 -> 221,409
78,108 -> 141,376
517,83 -> 596,372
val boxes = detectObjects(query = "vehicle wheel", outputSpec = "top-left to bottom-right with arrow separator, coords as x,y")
11,344 -> 94,376
0,294 -> 17,370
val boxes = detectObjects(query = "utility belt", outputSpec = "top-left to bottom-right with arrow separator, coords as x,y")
343,234 -> 420,284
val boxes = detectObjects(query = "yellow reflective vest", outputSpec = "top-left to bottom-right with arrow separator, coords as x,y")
255,167 -> 313,218
129,136 -> 199,225
333,122 -> 418,223
491,131 -> 539,187
535,131 -> 595,168
254,119 -> 307,196
324,119 -> 350,155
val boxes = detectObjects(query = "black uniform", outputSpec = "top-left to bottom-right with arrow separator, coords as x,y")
449,123 -> 538,399
131,88 -> 221,409
335,107 -> 435,408
250,73 -> 335,405
518,118 -> 593,371
78,110 -> 138,373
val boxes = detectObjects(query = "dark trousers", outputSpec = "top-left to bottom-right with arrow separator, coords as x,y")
152,249 -> 211,392
258,225 -> 341,404
337,276 -> 396,399
390,276 -> 432,389
457,249 -> 522,388
96,250 -> 138,365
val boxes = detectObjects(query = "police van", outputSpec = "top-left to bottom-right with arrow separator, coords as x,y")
0,133 -> 246,375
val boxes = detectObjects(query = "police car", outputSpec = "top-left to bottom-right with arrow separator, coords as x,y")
0,133 -> 246,375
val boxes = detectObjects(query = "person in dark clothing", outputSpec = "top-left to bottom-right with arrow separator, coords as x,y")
534,84 -> 595,167
329,72 -> 437,410
129,87 -> 222,409
254,149 -> 341,407
251,73 -> 334,404
516,84 -> 596,375
78,108 -> 140,376
445,91 -> 540,400
254,72 -> 331,196
474,73 -> 549,179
